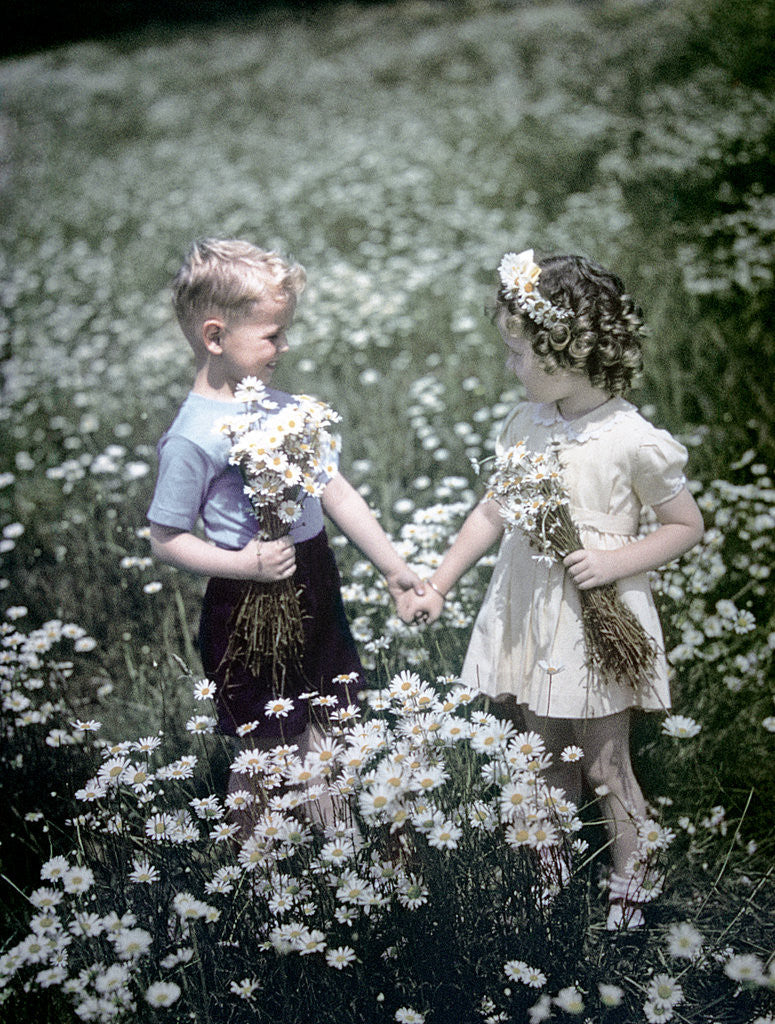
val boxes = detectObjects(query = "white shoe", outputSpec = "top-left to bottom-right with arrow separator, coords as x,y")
606,900 -> 645,931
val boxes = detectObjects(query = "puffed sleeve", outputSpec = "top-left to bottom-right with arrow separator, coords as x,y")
633,428 -> 689,508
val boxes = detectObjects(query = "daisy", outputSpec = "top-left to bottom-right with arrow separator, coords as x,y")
326,945 -> 357,969
264,697 -> 295,718
528,821 -> 559,850
412,763 -> 449,791
145,981 -> 181,1007
643,1001 -> 676,1023
133,735 -> 162,754
29,887 -> 63,910
598,983 -> 624,1007
319,838 -> 356,865
74,779 -> 106,802
236,720 -> 261,736
646,974 -> 683,1007
636,820 -> 675,852
395,1008 -> 425,1023
723,952 -> 766,985
62,865 -> 95,894
35,965 -> 67,988
190,795 -> 224,819
230,977 -> 260,999
297,928 -> 326,954
231,748 -> 271,776
499,781 -> 533,820
561,745 -> 584,762
186,714 -> 217,733
661,714 -> 701,738
225,789 -> 254,810
128,857 -> 159,884
554,985 -> 584,1014
69,912 -> 104,937
398,877 -> 429,910
29,912 -> 60,935
143,812 -> 172,840
427,819 -> 461,850
40,856 -> 69,882
122,764 -> 153,790
113,927 -> 153,960
71,719 -> 101,733
666,921 -> 703,959
210,822 -> 241,843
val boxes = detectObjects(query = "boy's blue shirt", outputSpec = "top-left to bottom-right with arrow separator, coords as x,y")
147,389 -> 327,549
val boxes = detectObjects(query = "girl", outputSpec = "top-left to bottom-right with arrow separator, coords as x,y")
399,249 -> 704,928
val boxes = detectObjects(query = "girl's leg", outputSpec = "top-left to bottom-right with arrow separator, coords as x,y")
570,710 -> 646,876
521,706 -> 584,806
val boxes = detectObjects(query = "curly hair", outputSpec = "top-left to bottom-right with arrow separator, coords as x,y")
497,254 -> 645,395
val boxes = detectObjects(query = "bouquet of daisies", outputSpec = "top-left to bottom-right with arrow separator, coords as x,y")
484,440 -> 656,689
215,377 -> 342,693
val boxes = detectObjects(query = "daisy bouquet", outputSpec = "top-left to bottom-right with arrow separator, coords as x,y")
215,377 -> 342,693
484,440 -> 656,688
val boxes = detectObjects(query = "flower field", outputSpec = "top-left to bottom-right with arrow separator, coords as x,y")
0,1 -> 773,1021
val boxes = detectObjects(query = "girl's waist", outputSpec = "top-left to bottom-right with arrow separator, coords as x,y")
570,505 -> 640,536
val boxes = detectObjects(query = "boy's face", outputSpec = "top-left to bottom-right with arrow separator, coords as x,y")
213,293 -> 295,391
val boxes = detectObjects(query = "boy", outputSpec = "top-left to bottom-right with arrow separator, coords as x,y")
148,238 -> 424,824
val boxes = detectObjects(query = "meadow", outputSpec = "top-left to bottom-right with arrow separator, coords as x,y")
0,0 -> 773,1020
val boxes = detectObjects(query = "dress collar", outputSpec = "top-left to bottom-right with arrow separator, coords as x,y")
531,396 -> 634,443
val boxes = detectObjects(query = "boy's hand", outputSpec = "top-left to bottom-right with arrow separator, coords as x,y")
384,565 -> 427,606
397,588 -> 445,626
239,536 -> 296,582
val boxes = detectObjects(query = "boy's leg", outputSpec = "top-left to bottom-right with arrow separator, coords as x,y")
225,733 -> 285,839
295,723 -> 338,831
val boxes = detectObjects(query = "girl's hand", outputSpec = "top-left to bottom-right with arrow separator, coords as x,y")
563,548 -> 619,590
239,536 -> 296,582
397,589 -> 445,626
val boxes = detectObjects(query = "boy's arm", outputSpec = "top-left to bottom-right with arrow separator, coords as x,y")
149,523 -> 296,582
321,474 -> 426,601
397,499 -> 505,624
563,486 -> 705,590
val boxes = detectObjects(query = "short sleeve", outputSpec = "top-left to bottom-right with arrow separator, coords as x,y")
316,431 -> 341,485
147,436 -> 214,531
633,430 -> 688,508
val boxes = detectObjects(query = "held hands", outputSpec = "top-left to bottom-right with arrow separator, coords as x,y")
384,565 -> 428,606
563,548 -> 619,590
397,584 -> 445,626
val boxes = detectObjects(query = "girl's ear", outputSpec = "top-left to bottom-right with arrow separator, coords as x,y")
202,318 -> 226,355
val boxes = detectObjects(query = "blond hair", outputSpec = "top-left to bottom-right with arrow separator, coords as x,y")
172,238 -> 306,350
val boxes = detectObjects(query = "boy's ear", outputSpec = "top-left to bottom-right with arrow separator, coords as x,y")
201,318 -> 226,354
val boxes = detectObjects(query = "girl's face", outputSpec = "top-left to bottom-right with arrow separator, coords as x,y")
496,307 -> 572,403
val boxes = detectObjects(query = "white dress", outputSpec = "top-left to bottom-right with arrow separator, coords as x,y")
460,398 -> 688,719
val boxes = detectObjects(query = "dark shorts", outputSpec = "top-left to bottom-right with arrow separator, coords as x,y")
199,529 -> 364,739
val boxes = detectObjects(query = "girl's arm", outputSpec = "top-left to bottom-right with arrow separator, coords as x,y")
149,523 -> 296,582
321,474 -> 426,601
399,498 -> 505,623
563,486 -> 704,590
